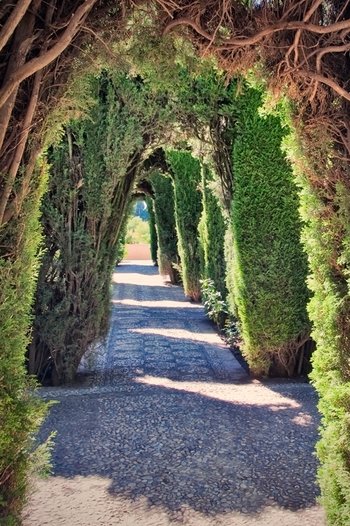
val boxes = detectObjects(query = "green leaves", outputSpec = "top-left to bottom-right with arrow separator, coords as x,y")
149,171 -> 180,284
228,86 -> 310,376
167,150 -> 203,301
33,71 -> 174,383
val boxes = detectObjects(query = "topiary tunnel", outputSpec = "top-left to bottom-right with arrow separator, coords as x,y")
1,2 -> 350,524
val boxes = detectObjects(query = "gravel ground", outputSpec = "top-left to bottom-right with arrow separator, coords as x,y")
23,261 -> 325,526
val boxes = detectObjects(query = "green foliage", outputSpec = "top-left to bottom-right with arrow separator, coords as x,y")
198,165 -> 227,299
166,150 -> 203,300
125,216 -> 150,244
146,197 -> 158,265
229,86 -> 310,376
0,160 -> 49,523
283,125 -> 350,524
32,71 -> 171,384
200,278 -> 228,327
149,171 -> 180,284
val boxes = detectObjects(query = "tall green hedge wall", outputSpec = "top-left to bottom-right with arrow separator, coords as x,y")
31,72 -> 170,384
0,161 -> 48,523
149,171 -> 180,284
229,87 -> 310,376
166,150 -> 203,301
146,196 -> 158,265
284,125 -> 350,524
198,164 -> 227,298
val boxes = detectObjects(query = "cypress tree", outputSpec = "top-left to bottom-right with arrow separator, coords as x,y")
146,196 -> 158,265
198,164 -> 227,298
149,171 -> 180,284
167,150 -> 203,301
228,87 -> 309,376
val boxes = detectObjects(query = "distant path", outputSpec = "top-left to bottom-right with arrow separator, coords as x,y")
23,262 -> 324,526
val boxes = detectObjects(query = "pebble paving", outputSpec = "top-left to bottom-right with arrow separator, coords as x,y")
24,261 -> 324,526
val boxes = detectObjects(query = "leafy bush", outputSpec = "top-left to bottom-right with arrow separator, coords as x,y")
200,278 -> 228,327
167,150 -> 203,300
0,161 -> 49,524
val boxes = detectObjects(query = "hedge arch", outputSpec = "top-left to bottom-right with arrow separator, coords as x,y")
29,71 -> 171,385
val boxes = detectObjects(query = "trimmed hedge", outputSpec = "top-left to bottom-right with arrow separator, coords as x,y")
146,196 -> 158,265
198,164 -> 227,299
284,124 -> 350,524
229,87 -> 310,376
0,160 -> 48,523
31,72 -> 168,383
166,150 -> 203,301
149,171 -> 180,284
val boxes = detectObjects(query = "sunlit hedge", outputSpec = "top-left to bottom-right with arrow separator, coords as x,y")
167,150 -> 203,300
228,87 -> 310,376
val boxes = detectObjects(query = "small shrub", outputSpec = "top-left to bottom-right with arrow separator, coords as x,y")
200,278 -> 228,327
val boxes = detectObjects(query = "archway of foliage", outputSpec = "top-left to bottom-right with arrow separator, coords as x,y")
2,2 -> 350,523
30,70 -> 173,385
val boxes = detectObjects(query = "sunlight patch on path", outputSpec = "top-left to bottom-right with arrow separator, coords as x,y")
131,327 -> 230,346
23,476 -> 325,526
135,375 -> 301,410
112,298 -> 202,309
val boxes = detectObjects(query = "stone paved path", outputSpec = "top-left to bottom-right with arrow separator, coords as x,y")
23,262 -> 325,526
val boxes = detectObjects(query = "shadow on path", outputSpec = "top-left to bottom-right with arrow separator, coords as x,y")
40,378 -> 319,516
34,262 -> 321,521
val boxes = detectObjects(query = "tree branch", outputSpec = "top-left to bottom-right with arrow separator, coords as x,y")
0,0 -> 33,53
306,71 -> 350,103
165,16 -> 350,49
0,0 -> 98,110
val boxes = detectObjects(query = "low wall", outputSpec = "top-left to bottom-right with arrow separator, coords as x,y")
125,243 -> 151,260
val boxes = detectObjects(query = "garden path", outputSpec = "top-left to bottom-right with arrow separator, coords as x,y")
23,262 -> 324,526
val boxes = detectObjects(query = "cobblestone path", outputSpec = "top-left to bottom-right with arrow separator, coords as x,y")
24,262 -> 324,526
